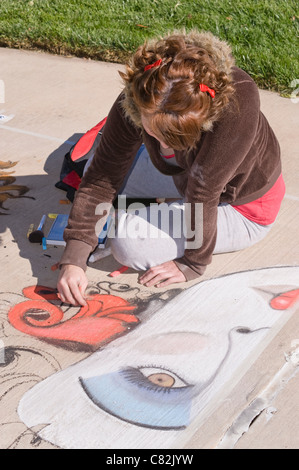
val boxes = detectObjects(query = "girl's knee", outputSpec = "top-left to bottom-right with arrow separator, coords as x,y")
110,210 -> 184,270
110,233 -> 183,271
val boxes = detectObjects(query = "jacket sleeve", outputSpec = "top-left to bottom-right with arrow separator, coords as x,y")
174,78 -> 261,281
59,93 -> 143,270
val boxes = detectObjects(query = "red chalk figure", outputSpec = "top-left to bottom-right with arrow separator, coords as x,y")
8,285 -> 139,350
270,289 -> 299,310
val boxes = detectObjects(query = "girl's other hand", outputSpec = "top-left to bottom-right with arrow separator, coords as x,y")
139,260 -> 186,288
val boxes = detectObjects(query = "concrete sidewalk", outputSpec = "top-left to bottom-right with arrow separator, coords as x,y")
0,47 -> 298,449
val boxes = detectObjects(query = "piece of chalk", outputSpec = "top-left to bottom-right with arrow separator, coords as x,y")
37,214 -> 46,231
42,237 -> 47,250
89,246 -> 112,263
51,262 -> 60,271
109,265 -> 129,277
27,223 -> 34,238
59,199 -> 71,204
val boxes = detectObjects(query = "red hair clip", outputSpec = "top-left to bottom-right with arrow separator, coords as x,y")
199,83 -> 216,99
144,59 -> 162,71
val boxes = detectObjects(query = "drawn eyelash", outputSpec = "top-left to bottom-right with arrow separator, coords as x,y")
120,366 -> 192,394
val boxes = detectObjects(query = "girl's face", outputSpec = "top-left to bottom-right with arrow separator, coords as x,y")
141,113 -> 170,149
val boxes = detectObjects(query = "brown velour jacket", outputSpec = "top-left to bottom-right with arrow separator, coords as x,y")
60,66 -> 281,281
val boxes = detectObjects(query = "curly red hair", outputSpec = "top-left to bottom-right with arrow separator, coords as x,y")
120,30 -> 235,150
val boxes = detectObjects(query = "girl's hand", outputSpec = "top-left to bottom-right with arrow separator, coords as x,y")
57,264 -> 88,306
139,260 -> 186,288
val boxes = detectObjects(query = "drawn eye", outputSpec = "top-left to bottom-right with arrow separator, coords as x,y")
79,366 -> 194,430
122,366 -> 190,392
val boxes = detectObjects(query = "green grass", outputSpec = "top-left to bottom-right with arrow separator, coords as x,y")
0,0 -> 298,95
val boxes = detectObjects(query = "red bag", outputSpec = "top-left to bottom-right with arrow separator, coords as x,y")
55,117 -> 107,201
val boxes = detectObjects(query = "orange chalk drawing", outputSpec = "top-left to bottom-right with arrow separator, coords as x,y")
8,285 -> 139,351
0,161 -> 34,215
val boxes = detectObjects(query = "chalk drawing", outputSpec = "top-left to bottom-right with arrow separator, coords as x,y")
8,285 -> 139,351
0,161 -> 34,215
0,342 -> 61,449
0,281 -> 179,448
13,266 -> 298,449
7,283 -> 179,351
